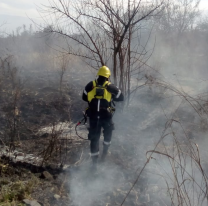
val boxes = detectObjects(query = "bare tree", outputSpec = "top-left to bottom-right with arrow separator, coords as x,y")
0,55 -> 23,151
57,54 -> 69,95
39,0 -> 165,100
149,0 -> 201,78
196,15 -> 208,32
157,0 -> 200,34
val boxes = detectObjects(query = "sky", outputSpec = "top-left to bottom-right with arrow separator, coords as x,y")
0,0 -> 50,33
0,0 -> 208,33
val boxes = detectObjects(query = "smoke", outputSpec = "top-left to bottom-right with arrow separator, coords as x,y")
67,87 -> 188,205
1,8 -> 208,205
69,161 -> 126,206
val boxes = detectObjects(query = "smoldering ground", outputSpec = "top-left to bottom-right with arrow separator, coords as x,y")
2,49 -> 208,206
67,72 -> 208,206
69,160 -> 127,206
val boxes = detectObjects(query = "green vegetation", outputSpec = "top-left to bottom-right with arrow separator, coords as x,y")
0,176 -> 39,205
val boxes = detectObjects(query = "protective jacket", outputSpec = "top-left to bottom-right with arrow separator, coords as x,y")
82,76 -> 124,118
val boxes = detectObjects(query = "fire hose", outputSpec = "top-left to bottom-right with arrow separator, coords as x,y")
75,103 -> 115,141
75,112 -> 89,141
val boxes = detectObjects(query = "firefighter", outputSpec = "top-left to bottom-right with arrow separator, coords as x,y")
82,66 -> 124,168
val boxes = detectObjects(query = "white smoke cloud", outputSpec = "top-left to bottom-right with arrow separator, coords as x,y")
69,162 -> 126,206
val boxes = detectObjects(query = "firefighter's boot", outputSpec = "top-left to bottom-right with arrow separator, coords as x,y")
91,155 -> 98,171
101,145 -> 109,162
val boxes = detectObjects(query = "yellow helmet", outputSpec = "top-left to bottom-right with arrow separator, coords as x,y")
97,66 -> 111,78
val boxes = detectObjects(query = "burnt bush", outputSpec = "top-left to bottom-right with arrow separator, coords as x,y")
0,55 -> 73,145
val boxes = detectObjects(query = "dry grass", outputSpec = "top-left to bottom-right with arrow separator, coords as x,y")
121,78 -> 208,205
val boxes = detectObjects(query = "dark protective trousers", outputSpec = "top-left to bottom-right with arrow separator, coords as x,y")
88,117 -> 114,157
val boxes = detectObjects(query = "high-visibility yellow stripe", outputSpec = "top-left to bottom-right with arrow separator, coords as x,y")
87,80 -> 112,103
